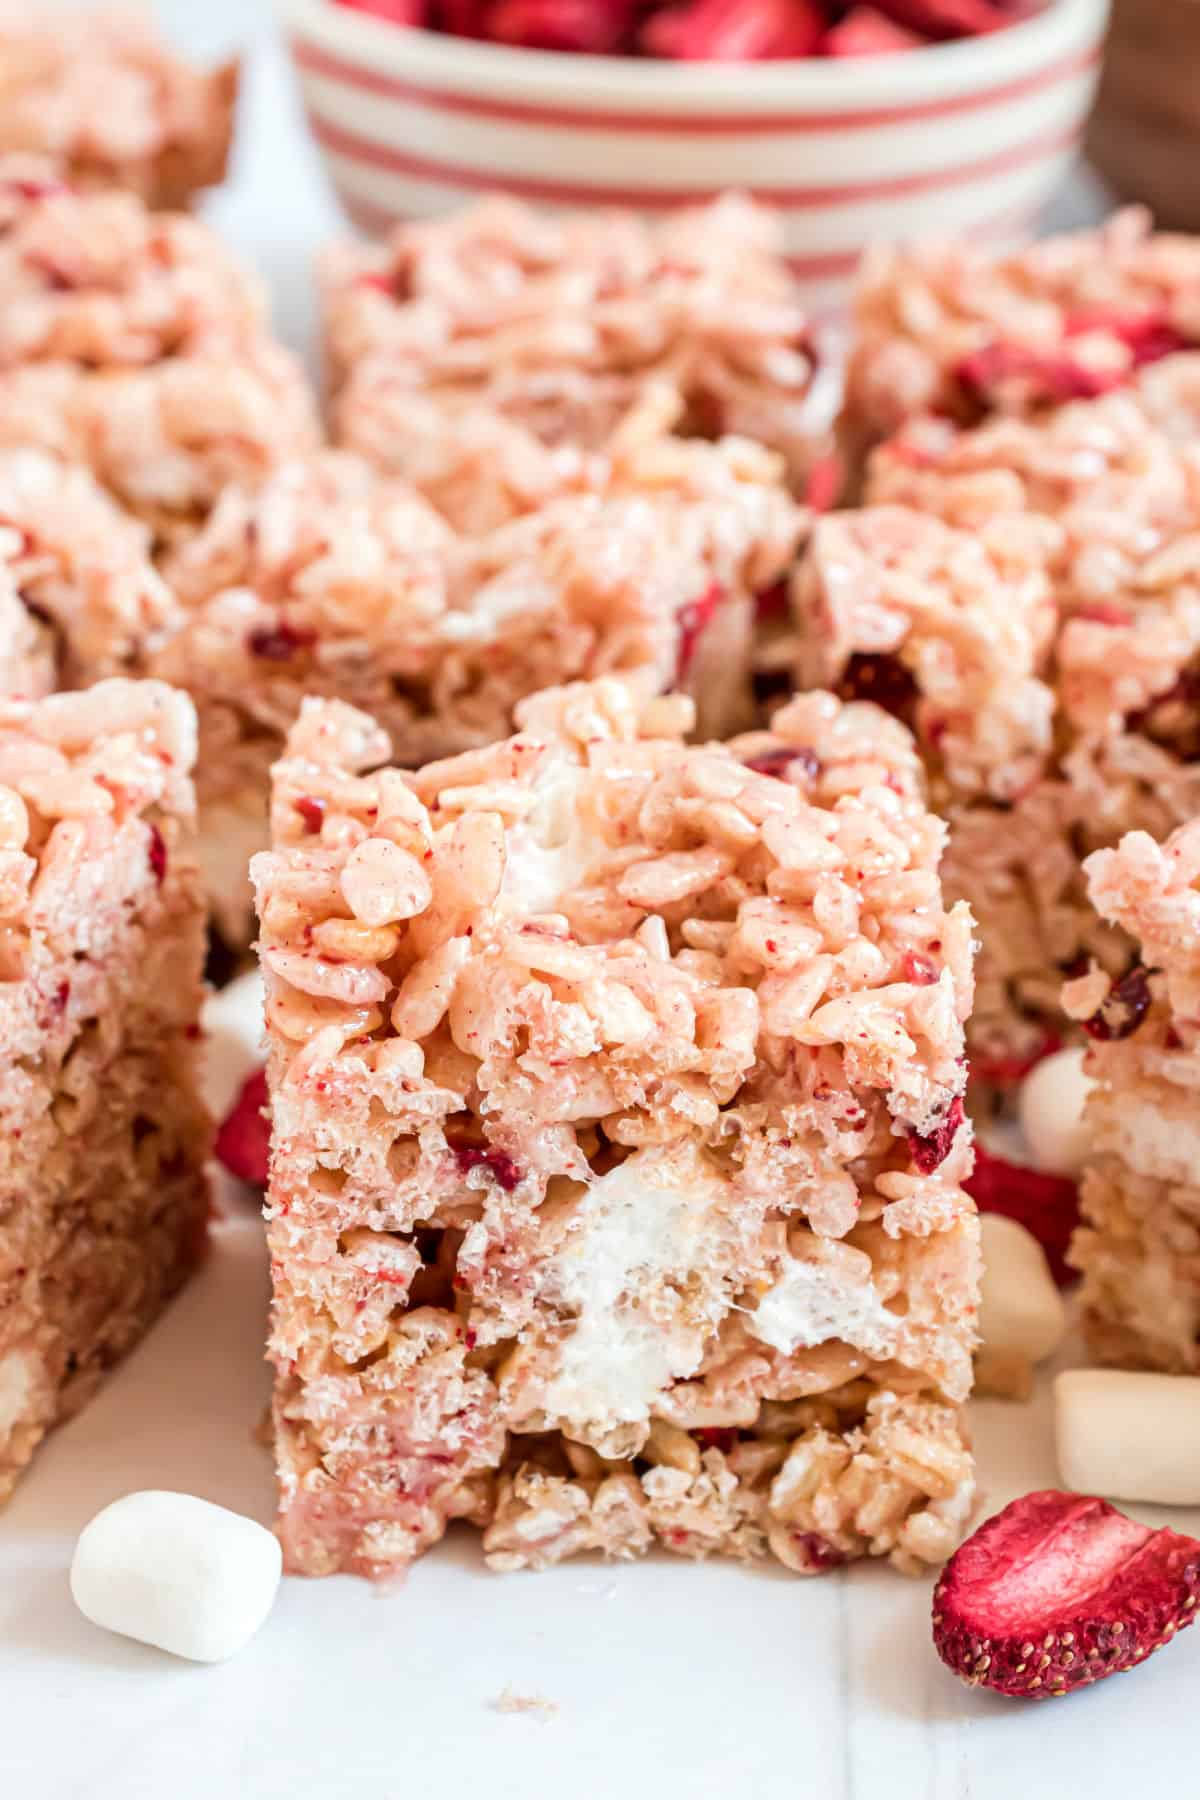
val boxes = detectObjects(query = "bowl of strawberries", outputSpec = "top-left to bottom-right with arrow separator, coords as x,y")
280,0 -> 1110,306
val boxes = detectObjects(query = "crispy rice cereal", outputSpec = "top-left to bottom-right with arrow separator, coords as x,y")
843,210 -> 1200,467
849,370 -> 1200,1085
323,195 -> 830,530
0,6 -> 237,208
0,159 -> 318,543
253,677 -> 979,1580
0,446 -> 179,697
1065,826 -> 1200,1374
154,442 -> 806,943
0,679 -> 210,1502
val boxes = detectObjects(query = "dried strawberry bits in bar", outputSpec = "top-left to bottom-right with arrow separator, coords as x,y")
789,502 -> 1062,1082
1065,825 -> 1200,1373
323,195 -> 828,529
254,676 -> 979,1581
862,378 -> 1200,1087
154,443 -> 804,942
843,210 -> 1200,464
0,447 -> 179,697
0,6 -> 237,209
0,680 -> 209,1502
0,160 -> 318,545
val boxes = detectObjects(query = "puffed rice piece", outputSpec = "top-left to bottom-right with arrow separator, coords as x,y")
252,674 -> 979,1581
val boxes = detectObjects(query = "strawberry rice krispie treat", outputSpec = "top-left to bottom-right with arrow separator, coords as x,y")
0,5 -> 237,209
0,446 -> 179,698
842,210 -> 1200,470
154,441 -> 806,943
859,374 -> 1200,1091
322,194 -> 831,531
1065,824 -> 1200,1374
254,675 -> 979,1581
0,159 -> 318,546
0,679 -> 209,1503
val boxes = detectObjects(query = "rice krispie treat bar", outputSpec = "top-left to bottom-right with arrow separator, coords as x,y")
254,676 -> 979,1581
322,194 -> 830,531
0,6 -> 237,209
154,441 -> 806,943
855,374 -> 1200,1089
842,210 -> 1200,468
0,160 -> 318,545
0,680 -> 209,1502
0,446 -> 179,697
1065,824 -> 1200,1373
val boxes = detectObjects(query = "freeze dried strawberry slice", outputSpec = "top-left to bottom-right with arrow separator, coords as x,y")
821,6 -> 925,53
1081,966 -> 1152,1042
483,0 -> 636,52
874,0 -> 1020,37
965,1143 -> 1078,1286
933,1490 -> 1200,1699
956,342 -> 1123,408
1064,307 -> 1193,369
215,1068 -> 270,1188
641,0 -> 825,61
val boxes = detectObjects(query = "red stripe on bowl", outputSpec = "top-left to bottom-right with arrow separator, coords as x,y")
307,110 -> 1082,211
291,36 -> 1100,136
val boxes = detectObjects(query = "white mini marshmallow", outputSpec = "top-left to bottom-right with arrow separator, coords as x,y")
1056,1369 -> 1200,1506
979,1213 -> 1067,1368
1017,1046 -> 1094,1177
201,969 -> 264,1122
71,1490 -> 282,1663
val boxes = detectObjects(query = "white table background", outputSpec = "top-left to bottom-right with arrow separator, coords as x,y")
3,9 -> 1191,1798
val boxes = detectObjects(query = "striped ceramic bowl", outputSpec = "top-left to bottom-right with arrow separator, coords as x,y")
280,0 -> 1110,310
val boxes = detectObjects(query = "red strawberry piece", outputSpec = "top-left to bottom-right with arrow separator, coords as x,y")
804,452 -> 844,511
933,1490 -> 1200,1699
674,582 -> 723,682
964,1143 -> 1078,1286
956,341 -> 1124,408
247,621 -> 317,662
1064,307 -> 1192,369
641,0 -> 825,61
147,823 -> 167,886
215,1068 -> 270,1188
902,950 -> 939,985
873,0 -> 1022,38
295,795 -> 327,834
741,744 -> 820,780
1081,966 -> 1152,1043
482,0 -> 636,51
335,0 -> 427,22
908,1093 -> 966,1174
821,6 -> 925,53
454,1144 -> 522,1192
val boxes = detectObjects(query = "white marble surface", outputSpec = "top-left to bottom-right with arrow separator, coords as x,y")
2,9 -> 1185,1798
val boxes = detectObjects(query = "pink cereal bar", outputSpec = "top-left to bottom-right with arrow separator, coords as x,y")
322,194 -> 831,529
153,442 -> 806,943
0,5 -> 237,209
253,677 -> 979,1580
1065,824 -> 1200,1372
0,679 -> 209,1502
0,159 -> 318,546
0,446 -> 180,697
842,210 -> 1200,467
860,374 -> 1200,1086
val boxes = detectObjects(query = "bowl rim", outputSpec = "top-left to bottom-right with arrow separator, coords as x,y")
278,0 -> 1111,108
